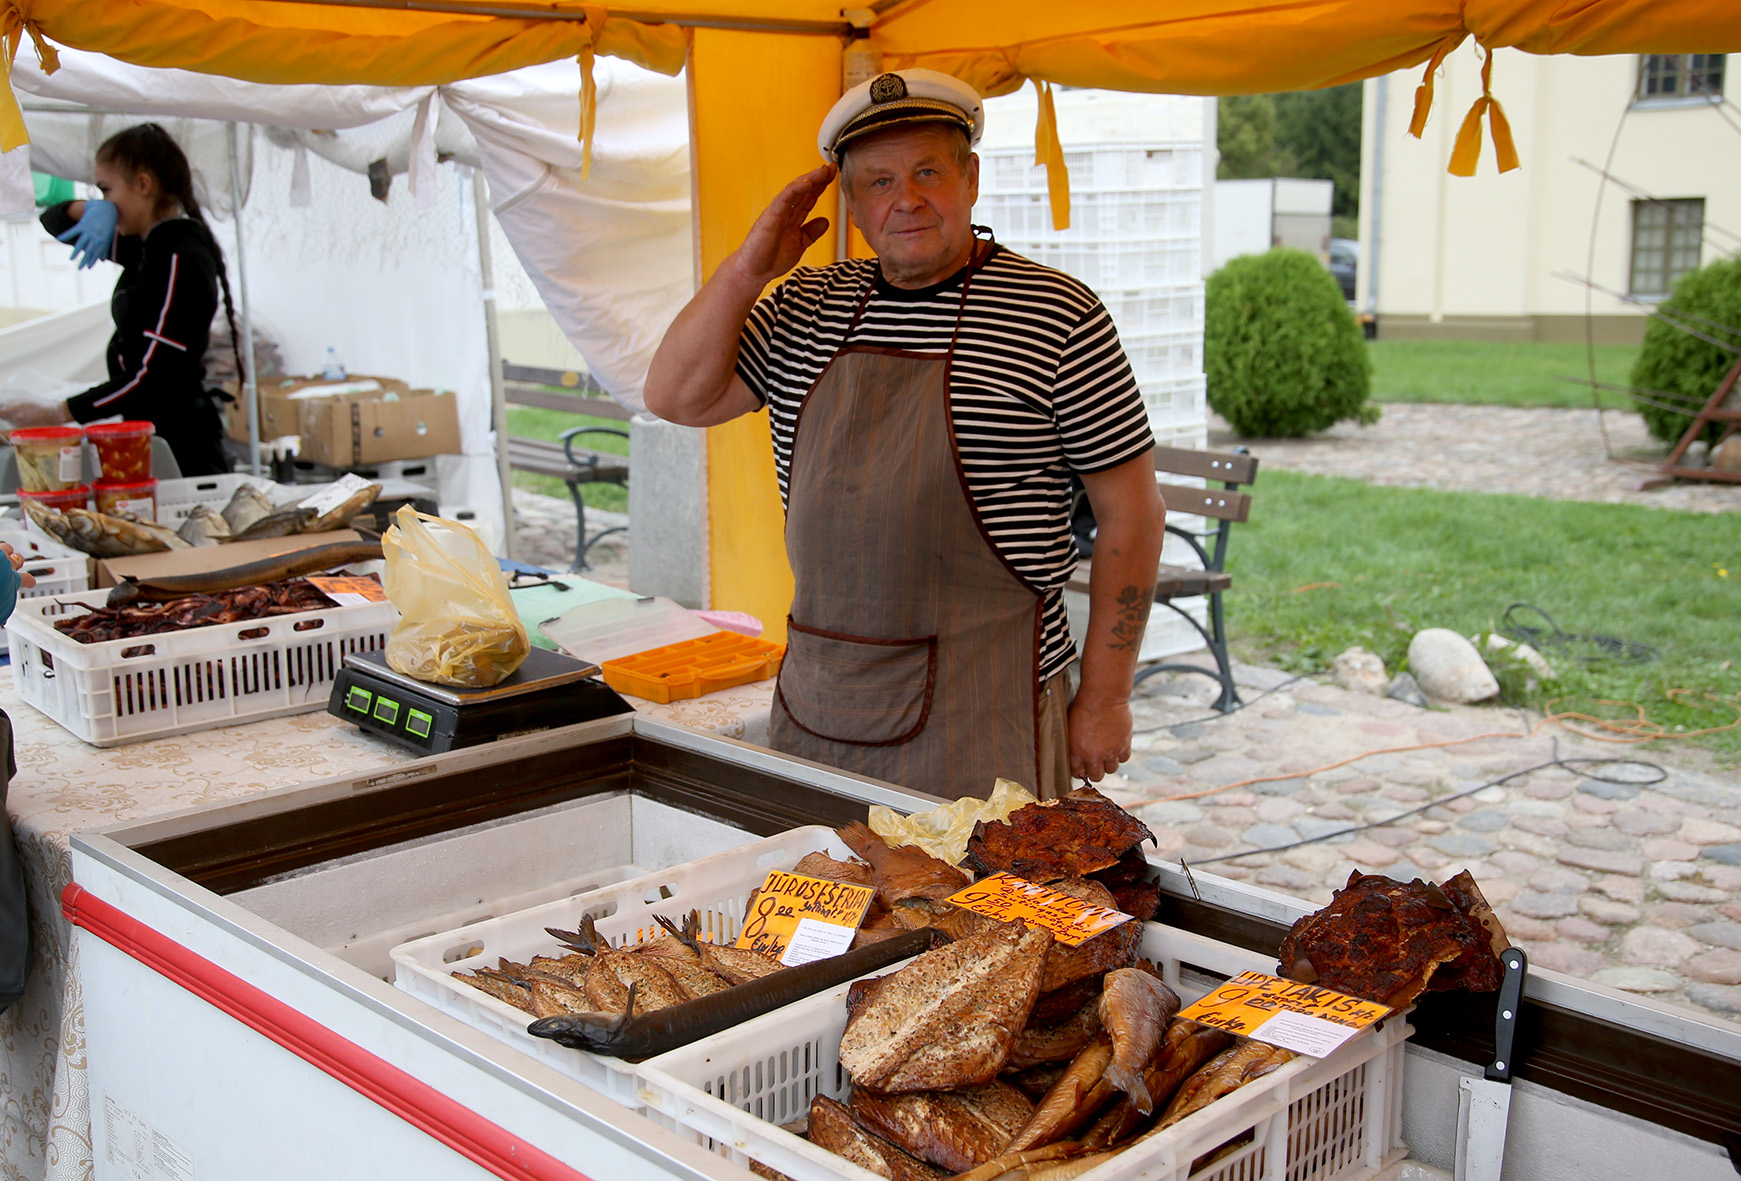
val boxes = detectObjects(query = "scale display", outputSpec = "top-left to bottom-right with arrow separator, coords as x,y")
328,647 -> 633,753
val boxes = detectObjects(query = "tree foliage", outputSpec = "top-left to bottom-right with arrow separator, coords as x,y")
1206,248 -> 1375,437
1218,84 -> 1363,220
1630,255 -> 1741,445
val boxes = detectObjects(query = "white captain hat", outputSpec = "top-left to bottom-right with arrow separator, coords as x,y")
817,68 -> 985,163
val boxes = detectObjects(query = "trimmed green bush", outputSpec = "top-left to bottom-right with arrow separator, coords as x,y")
1206,247 -> 1375,437
1630,255 -> 1741,446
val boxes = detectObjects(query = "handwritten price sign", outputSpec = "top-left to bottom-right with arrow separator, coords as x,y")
1178,971 -> 1391,1057
945,873 -> 1132,947
735,871 -> 875,965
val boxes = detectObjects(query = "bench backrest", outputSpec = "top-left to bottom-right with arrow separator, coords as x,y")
502,361 -> 634,422
1153,445 -> 1258,523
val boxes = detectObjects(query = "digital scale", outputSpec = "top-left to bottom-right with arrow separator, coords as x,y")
327,646 -> 634,753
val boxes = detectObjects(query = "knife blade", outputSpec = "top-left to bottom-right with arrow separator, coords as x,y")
1455,946 -> 1527,1181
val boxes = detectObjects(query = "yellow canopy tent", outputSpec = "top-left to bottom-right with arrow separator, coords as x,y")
8,0 -> 1738,634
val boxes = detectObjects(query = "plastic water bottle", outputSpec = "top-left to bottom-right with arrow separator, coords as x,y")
322,347 -> 346,381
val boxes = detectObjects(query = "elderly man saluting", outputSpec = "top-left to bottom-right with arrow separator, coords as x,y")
644,69 -> 1163,800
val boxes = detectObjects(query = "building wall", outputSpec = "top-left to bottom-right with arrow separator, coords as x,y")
1359,49 -> 1741,342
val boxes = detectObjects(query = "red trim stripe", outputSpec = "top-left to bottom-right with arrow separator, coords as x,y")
142,329 -> 187,352
62,884 -> 598,1181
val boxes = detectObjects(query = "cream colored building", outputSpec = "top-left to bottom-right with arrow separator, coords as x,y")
1357,49 -> 1736,343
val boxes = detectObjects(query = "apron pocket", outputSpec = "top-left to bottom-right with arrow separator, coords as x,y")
776,620 -> 937,747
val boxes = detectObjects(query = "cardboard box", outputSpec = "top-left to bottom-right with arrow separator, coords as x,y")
224,376 -> 461,465
95,529 -> 365,589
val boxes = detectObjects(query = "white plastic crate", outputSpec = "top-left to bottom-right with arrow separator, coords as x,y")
1102,286 -> 1205,338
6,593 -> 397,747
1006,239 -> 1200,289
1143,375 -> 1209,435
0,525 -> 90,657
154,473 -> 290,529
390,826 -> 859,1102
978,189 -> 1199,242
635,922 -> 1410,1181
985,144 -> 1205,194
1123,330 -> 1202,387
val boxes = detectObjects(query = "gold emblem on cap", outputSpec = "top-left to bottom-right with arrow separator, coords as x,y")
868,73 -> 907,104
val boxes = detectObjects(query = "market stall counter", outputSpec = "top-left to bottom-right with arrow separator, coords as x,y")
0,671 -> 776,1181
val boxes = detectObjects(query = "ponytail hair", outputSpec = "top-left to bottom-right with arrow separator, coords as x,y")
97,123 -> 244,389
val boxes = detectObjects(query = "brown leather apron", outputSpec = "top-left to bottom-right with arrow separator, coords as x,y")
768,242 -> 1049,799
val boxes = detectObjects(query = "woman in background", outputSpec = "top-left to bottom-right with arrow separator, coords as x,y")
2,123 -> 239,475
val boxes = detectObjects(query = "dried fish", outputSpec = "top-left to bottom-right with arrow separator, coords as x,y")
221,482 -> 276,533
24,500 -> 188,557
849,1083 -> 1034,1172
792,851 -> 874,886
1002,1036 -> 1115,1152
965,787 -> 1153,882
104,540 -> 385,605
651,912 -> 787,985
57,577 -> 344,644
807,1096 -> 945,1181
1080,1021 -> 1234,1148
944,1142 -> 1081,1181
176,504 -> 231,547
454,969 -> 532,1013
1098,970 -> 1181,1112
1150,1041 -> 1294,1134
306,482 -> 382,532
838,821 -> 970,905
840,923 -> 1051,1093
232,505 -> 318,541
1039,880 -> 1140,993
1006,998 -> 1101,1070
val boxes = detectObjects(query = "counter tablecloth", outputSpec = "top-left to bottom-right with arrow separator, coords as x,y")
0,670 -> 774,1181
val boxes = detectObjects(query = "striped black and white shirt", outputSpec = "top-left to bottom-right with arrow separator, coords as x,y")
736,243 -> 1154,681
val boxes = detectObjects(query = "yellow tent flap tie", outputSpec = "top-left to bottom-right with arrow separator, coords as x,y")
576,6 -> 608,180
1406,34 -> 1459,140
1448,47 -> 1519,176
1031,77 -> 1071,232
0,5 -> 60,153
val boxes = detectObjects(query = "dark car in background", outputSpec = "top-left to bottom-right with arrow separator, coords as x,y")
1329,237 -> 1358,302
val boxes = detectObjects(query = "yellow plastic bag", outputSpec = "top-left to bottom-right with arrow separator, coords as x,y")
382,506 -> 529,688
867,778 -> 1038,867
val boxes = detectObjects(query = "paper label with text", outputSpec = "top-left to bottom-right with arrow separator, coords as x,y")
307,574 -> 388,606
1178,970 -> 1390,1057
945,872 -> 1132,947
736,871 -> 875,964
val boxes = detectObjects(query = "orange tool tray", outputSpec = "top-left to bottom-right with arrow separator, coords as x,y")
600,632 -> 786,703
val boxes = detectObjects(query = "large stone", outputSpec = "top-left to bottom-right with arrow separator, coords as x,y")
1685,983 -> 1741,1015
1612,810 -> 1681,837
1408,629 -> 1499,703
1557,848 -> 1645,876
1565,828 -> 1632,852
1429,833 -> 1495,859
1484,632 -> 1556,679
1529,943 -> 1604,977
1682,950 -> 1741,986
1512,892 -> 1582,919
1384,672 -> 1431,707
1620,926 -> 1700,966
1457,810 -> 1510,834
1688,922 -> 1741,951
1579,896 -> 1640,924
1701,844 -> 1741,868
1590,967 -> 1681,993
1679,818 -> 1741,845
1658,881 -> 1728,904
1330,647 -> 1389,695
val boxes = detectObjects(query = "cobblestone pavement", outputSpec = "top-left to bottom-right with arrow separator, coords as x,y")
510,489 -> 629,588
1213,403 -> 1741,515
1097,663 -> 1741,1023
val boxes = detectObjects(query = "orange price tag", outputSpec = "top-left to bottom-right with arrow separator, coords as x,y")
307,575 -> 388,606
1178,971 -> 1391,1057
945,872 -> 1131,947
735,871 -> 875,966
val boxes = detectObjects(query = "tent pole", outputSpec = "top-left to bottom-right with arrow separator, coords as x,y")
227,122 -> 262,477
471,168 -> 517,560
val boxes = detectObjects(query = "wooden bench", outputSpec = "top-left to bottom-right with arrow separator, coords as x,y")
502,362 -> 632,572
1067,445 -> 1258,712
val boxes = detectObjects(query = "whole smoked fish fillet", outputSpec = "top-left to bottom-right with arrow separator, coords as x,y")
965,788 -> 1153,882
1039,879 -> 1140,993
1275,870 -> 1505,1006
1098,969 -> 1182,1111
848,1082 -> 1034,1172
840,923 -> 1051,1092
806,1096 -> 944,1181
838,822 -> 970,905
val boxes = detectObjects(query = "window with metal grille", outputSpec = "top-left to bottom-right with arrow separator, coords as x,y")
1629,198 -> 1705,295
1637,54 -> 1725,100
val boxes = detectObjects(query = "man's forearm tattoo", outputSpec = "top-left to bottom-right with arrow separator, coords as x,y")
1108,584 -> 1153,651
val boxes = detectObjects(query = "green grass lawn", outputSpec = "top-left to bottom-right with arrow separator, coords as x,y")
1367,340 -> 1641,409
505,401 -> 629,514
1228,470 -> 1741,764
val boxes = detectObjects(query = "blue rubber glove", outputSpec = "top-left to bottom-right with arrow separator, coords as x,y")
0,560 -> 19,630
56,200 -> 118,270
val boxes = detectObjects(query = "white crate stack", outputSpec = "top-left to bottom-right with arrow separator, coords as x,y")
976,90 -> 1212,662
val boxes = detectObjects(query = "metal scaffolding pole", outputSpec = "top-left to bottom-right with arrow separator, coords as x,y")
227,123 -> 262,476
471,168 -> 517,558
